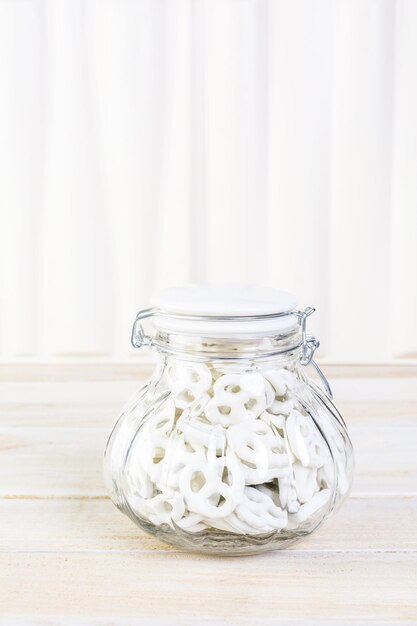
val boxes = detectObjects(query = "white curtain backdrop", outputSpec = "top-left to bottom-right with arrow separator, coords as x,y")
0,0 -> 416,362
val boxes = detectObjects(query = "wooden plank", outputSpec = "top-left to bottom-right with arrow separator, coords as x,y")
317,363 -> 417,379
1,610 -> 415,625
333,378 -> 417,402
1,376 -> 416,433
1,496 -> 416,554
0,376 -> 416,406
349,423 -> 417,494
0,615 -> 400,626
0,427 -> 108,497
0,420 -> 416,497
4,619 -> 404,626
0,553 -> 416,621
0,362 -> 416,382
0,402 -> 119,429
339,400 -> 417,424
0,399 -> 416,430
0,381 -> 139,405
0,363 -> 153,382
4,618 -> 417,626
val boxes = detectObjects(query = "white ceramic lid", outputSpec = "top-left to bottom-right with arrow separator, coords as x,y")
150,285 -> 299,336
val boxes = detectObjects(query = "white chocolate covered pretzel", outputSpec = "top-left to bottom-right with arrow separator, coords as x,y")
286,409 -> 329,468
166,362 -> 212,409
293,462 -> 319,504
277,474 -> 300,513
178,448 -> 245,519
156,432 -> 206,491
140,395 -> 176,437
177,412 -> 226,455
287,488 -> 331,529
227,420 -> 290,485
264,368 -> 296,397
176,512 -> 207,533
146,490 -> 186,526
235,486 -> 288,532
205,373 -> 267,427
179,463 -> 235,519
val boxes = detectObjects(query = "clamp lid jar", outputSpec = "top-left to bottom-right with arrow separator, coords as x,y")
104,285 -> 354,556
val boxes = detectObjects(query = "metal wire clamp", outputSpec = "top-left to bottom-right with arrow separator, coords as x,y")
296,307 -> 333,398
131,308 -> 155,348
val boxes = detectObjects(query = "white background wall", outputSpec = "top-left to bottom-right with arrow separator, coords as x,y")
0,0 -> 416,363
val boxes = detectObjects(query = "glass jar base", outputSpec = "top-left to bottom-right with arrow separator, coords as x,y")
132,516 -> 319,556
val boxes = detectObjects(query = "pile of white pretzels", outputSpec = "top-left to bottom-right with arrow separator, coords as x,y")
125,362 -> 348,535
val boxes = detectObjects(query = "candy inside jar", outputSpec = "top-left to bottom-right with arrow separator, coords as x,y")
104,285 -> 354,555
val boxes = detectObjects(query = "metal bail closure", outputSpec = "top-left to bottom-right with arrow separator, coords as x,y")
131,308 -> 155,348
131,303 -> 333,399
297,306 -> 333,399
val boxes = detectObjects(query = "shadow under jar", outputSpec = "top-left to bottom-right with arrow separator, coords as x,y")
104,285 -> 354,556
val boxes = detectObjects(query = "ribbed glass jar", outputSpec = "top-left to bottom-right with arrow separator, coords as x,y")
104,286 -> 354,556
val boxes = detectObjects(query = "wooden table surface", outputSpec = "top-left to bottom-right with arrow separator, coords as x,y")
1,364 -> 416,625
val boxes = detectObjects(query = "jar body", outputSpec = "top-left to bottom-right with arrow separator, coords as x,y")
104,340 -> 354,555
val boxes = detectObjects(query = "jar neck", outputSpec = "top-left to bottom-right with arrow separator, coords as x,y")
151,327 -> 303,365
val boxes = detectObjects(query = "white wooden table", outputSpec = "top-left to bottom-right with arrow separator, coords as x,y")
1,364 -> 416,625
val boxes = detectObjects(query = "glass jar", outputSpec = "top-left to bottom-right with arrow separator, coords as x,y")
104,285 -> 354,556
